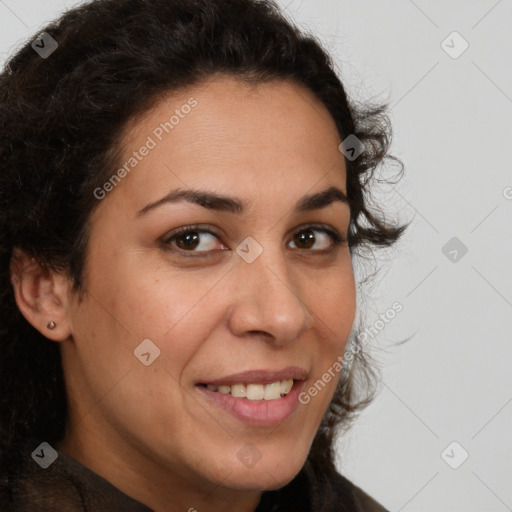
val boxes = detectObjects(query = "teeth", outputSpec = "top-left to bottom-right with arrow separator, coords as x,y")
281,379 -> 293,394
246,384 -> 265,400
263,381 -> 281,400
231,384 -> 247,398
205,379 -> 294,401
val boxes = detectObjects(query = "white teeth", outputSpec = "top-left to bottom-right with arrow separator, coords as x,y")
246,384 -> 265,400
263,381 -> 281,400
231,384 -> 247,398
205,379 -> 294,401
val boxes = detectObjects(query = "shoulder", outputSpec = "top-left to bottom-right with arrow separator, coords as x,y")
0,438 -> 152,512
256,464 -> 390,512
331,471 -> 389,512
0,437 -> 89,511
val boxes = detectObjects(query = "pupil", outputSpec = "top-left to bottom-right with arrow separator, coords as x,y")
296,229 -> 315,249
177,232 -> 199,250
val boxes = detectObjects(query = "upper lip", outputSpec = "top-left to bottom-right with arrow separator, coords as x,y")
198,366 -> 308,386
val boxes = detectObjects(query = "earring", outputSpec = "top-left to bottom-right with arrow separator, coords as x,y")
47,321 -> 56,330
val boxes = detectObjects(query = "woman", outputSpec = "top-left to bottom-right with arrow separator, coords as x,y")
0,0 -> 404,510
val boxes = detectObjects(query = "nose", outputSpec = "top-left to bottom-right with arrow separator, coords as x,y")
226,247 -> 314,346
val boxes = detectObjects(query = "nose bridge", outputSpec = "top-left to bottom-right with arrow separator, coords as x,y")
227,241 -> 313,343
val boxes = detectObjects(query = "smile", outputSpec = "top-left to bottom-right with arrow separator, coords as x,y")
195,367 -> 308,426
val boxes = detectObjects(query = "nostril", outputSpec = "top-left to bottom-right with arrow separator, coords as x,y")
247,330 -> 273,339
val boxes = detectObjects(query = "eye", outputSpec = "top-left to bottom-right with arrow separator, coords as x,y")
162,226 -> 226,253
162,224 -> 345,257
288,226 -> 344,251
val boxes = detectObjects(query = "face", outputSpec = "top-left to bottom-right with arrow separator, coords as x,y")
59,77 -> 355,505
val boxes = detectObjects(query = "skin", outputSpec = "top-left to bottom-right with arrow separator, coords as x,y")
12,77 -> 356,512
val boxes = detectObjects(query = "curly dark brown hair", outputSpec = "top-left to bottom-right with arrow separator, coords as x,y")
0,0 -> 405,509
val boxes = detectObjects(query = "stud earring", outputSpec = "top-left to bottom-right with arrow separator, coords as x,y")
47,321 -> 56,330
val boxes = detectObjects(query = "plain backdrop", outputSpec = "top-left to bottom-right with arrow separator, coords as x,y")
1,1 -> 511,511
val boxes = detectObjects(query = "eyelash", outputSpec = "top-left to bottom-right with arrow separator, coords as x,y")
161,223 -> 346,258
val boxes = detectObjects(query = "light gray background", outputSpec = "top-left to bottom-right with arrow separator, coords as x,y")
1,1 -> 511,510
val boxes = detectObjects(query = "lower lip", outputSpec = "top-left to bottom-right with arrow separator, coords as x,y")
196,381 -> 304,426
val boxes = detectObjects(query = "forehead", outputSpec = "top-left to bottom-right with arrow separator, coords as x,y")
100,76 -> 347,215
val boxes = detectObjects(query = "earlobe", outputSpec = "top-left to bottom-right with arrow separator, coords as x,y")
9,248 -> 73,342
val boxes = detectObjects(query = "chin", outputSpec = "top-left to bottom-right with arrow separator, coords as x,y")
223,469 -> 300,492
218,451 -> 307,491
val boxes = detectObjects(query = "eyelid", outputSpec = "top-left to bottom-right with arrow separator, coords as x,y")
163,224 -> 221,240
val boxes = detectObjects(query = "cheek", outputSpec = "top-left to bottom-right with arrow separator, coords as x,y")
308,262 -> 356,340
295,269 -> 355,424
120,273 -> 223,342
306,264 -> 355,401
88,249 -> 206,333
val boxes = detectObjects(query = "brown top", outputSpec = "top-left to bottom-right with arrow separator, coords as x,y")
0,438 -> 389,511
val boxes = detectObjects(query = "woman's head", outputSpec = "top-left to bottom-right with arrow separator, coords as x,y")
0,0 -> 403,507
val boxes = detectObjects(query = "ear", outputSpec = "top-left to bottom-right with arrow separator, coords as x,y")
10,248 -> 73,342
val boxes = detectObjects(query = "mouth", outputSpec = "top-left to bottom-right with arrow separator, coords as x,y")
195,367 -> 307,426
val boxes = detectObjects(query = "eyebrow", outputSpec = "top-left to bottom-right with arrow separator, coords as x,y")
136,185 -> 349,217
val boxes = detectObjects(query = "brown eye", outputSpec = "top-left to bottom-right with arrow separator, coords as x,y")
175,232 -> 200,250
163,227 -> 224,253
293,229 -> 316,249
289,226 -> 343,251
